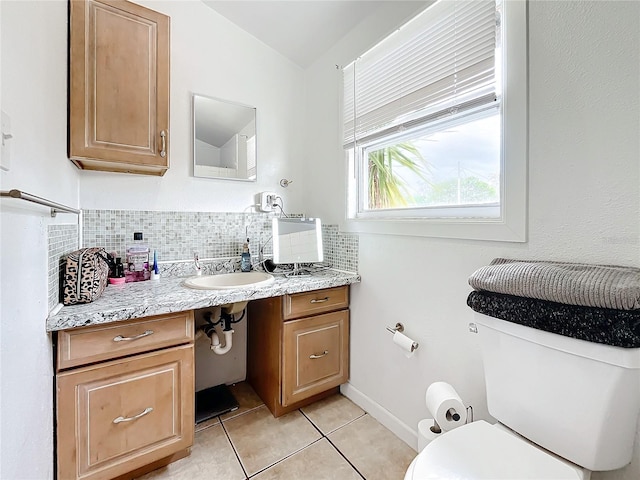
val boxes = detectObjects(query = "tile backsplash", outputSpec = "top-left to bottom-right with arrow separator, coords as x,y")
323,224 -> 359,273
82,210 -> 275,262
48,224 -> 79,311
81,209 -> 358,272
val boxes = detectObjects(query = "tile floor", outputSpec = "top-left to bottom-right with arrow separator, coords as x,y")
138,383 -> 416,480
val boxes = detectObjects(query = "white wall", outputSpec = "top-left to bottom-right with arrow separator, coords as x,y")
0,1 -> 306,478
305,1 -> 640,479
78,0 -> 307,216
0,1 -> 81,478
0,7 -> 3,478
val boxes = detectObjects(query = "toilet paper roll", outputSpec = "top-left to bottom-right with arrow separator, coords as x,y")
425,382 -> 467,431
393,331 -> 417,358
418,418 -> 442,452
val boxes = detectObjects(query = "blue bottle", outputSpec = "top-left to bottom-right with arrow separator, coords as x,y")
241,240 -> 251,272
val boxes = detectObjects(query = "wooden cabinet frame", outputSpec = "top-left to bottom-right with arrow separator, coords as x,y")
55,311 -> 194,480
68,0 -> 170,175
247,286 -> 350,417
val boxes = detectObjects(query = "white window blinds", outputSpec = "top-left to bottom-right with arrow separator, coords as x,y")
343,0 -> 497,147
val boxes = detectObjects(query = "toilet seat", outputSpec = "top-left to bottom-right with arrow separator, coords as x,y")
405,420 -> 586,480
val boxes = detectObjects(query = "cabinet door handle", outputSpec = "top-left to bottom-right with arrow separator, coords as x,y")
310,297 -> 329,304
310,350 -> 329,359
160,130 -> 167,158
113,330 -> 154,342
113,407 -> 153,424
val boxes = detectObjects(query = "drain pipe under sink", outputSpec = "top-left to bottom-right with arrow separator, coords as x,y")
205,324 -> 234,355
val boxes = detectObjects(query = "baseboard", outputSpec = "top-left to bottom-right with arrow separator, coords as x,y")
341,382 -> 418,452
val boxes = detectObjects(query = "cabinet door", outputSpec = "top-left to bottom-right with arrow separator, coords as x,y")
282,310 -> 349,406
69,0 -> 170,175
56,344 -> 194,480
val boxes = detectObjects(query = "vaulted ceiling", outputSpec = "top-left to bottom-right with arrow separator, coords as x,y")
202,1 -> 427,68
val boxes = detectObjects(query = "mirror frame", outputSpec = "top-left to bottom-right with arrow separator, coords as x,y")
192,93 -> 257,182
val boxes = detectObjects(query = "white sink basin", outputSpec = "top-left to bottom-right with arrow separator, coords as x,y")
184,271 -> 275,290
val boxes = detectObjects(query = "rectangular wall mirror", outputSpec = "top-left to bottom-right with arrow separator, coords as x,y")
192,94 -> 257,181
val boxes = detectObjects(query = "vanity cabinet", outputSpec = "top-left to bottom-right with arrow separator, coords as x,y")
55,311 -> 194,480
247,286 -> 350,417
68,0 -> 170,176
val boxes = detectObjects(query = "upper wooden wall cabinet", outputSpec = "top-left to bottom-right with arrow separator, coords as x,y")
69,0 -> 170,176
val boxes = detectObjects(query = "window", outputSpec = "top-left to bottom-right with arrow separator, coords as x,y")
343,0 -> 527,242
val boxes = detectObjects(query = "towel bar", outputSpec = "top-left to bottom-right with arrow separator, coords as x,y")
1,189 -> 81,217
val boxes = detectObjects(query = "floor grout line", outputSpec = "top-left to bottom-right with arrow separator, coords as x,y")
244,407 -> 324,478
298,408 -> 325,437
140,388 -> 410,480
192,389 -> 375,480
324,435 -> 367,480
223,405 -> 325,479
299,409 -> 367,479
194,418 -> 221,433
220,415 -> 250,479
246,437 -> 326,479
323,411 -> 368,436
219,403 -> 264,424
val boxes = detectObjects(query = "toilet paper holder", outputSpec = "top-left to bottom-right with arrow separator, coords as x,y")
386,322 -> 405,334
431,405 -> 474,433
386,322 -> 419,352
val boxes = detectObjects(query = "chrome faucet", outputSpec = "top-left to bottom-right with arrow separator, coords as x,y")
194,252 -> 202,275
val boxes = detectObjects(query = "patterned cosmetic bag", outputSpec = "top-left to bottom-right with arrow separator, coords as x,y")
63,247 -> 111,306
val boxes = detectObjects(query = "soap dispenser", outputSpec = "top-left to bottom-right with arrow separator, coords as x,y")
241,239 -> 251,272
125,232 -> 150,282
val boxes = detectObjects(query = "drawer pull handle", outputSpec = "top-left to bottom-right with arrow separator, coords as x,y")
310,297 -> 329,304
310,350 -> 329,359
113,330 -> 154,342
113,407 -> 153,424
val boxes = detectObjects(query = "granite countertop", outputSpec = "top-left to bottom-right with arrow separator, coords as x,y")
47,269 -> 361,331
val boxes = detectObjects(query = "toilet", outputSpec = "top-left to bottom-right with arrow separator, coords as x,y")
405,312 -> 640,480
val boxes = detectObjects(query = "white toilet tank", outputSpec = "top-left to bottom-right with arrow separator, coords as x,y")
474,312 -> 640,471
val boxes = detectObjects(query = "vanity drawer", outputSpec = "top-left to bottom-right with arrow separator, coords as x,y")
282,310 -> 349,406
57,311 -> 194,371
56,344 -> 194,480
283,286 -> 349,320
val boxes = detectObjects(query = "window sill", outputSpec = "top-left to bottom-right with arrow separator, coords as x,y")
341,215 -> 527,242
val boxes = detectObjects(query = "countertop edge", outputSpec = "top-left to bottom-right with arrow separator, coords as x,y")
47,271 -> 361,332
